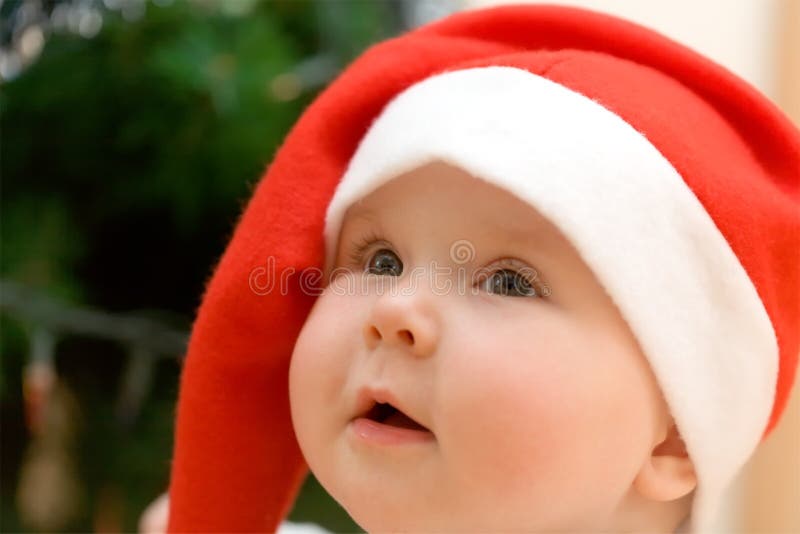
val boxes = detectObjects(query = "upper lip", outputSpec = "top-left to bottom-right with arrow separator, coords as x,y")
353,385 -> 432,433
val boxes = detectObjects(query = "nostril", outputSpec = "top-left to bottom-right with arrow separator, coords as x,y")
366,325 -> 381,341
398,329 -> 414,344
364,325 -> 416,348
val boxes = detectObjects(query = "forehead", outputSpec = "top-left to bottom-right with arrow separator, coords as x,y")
339,162 -> 566,247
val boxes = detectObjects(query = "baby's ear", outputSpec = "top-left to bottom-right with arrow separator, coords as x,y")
632,420 -> 697,502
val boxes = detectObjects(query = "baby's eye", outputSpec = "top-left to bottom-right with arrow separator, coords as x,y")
476,267 -> 543,298
365,248 -> 403,276
343,232 -> 401,275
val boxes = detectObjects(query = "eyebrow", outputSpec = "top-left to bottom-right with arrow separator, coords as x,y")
501,224 -> 547,245
473,214 -> 548,244
343,203 -> 379,225
343,204 -> 561,255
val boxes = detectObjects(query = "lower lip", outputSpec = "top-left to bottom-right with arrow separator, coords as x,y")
350,417 -> 435,446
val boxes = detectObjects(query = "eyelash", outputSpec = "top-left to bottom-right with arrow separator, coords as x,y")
345,234 -> 549,297
347,230 -> 391,268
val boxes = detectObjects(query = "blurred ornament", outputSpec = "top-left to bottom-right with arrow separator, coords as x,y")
22,358 -> 56,435
18,23 -> 44,60
22,326 -> 58,433
16,374 -> 85,532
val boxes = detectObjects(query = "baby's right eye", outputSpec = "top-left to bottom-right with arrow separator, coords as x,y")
365,249 -> 403,276
344,231 -> 399,274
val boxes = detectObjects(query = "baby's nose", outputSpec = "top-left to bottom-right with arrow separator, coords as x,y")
363,293 -> 439,358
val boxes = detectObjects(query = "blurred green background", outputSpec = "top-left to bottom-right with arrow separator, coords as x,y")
0,0 -> 456,531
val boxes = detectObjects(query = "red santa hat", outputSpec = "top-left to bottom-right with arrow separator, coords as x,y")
166,4 -> 800,533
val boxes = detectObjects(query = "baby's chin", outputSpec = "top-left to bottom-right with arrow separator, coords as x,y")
318,448 -> 446,531
343,502 -> 461,534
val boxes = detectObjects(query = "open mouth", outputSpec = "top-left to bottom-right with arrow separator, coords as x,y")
363,402 -> 430,432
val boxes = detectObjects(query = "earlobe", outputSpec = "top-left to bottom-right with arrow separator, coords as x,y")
633,454 -> 697,502
633,422 -> 698,502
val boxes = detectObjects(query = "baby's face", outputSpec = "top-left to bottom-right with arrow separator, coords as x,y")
289,161 -> 670,531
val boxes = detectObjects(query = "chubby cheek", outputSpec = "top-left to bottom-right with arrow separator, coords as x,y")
289,292 -> 361,470
437,316 -> 655,526
438,335 -> 573,511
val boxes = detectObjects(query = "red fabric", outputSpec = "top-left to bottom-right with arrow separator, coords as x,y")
167,4 -> 800,532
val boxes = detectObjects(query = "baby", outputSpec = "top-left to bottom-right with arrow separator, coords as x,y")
290,159 -> 695,533
163,4 -> 800,534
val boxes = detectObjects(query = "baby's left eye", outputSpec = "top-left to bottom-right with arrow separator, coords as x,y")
476,268 -> 543,298
365,248 -> 403,277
